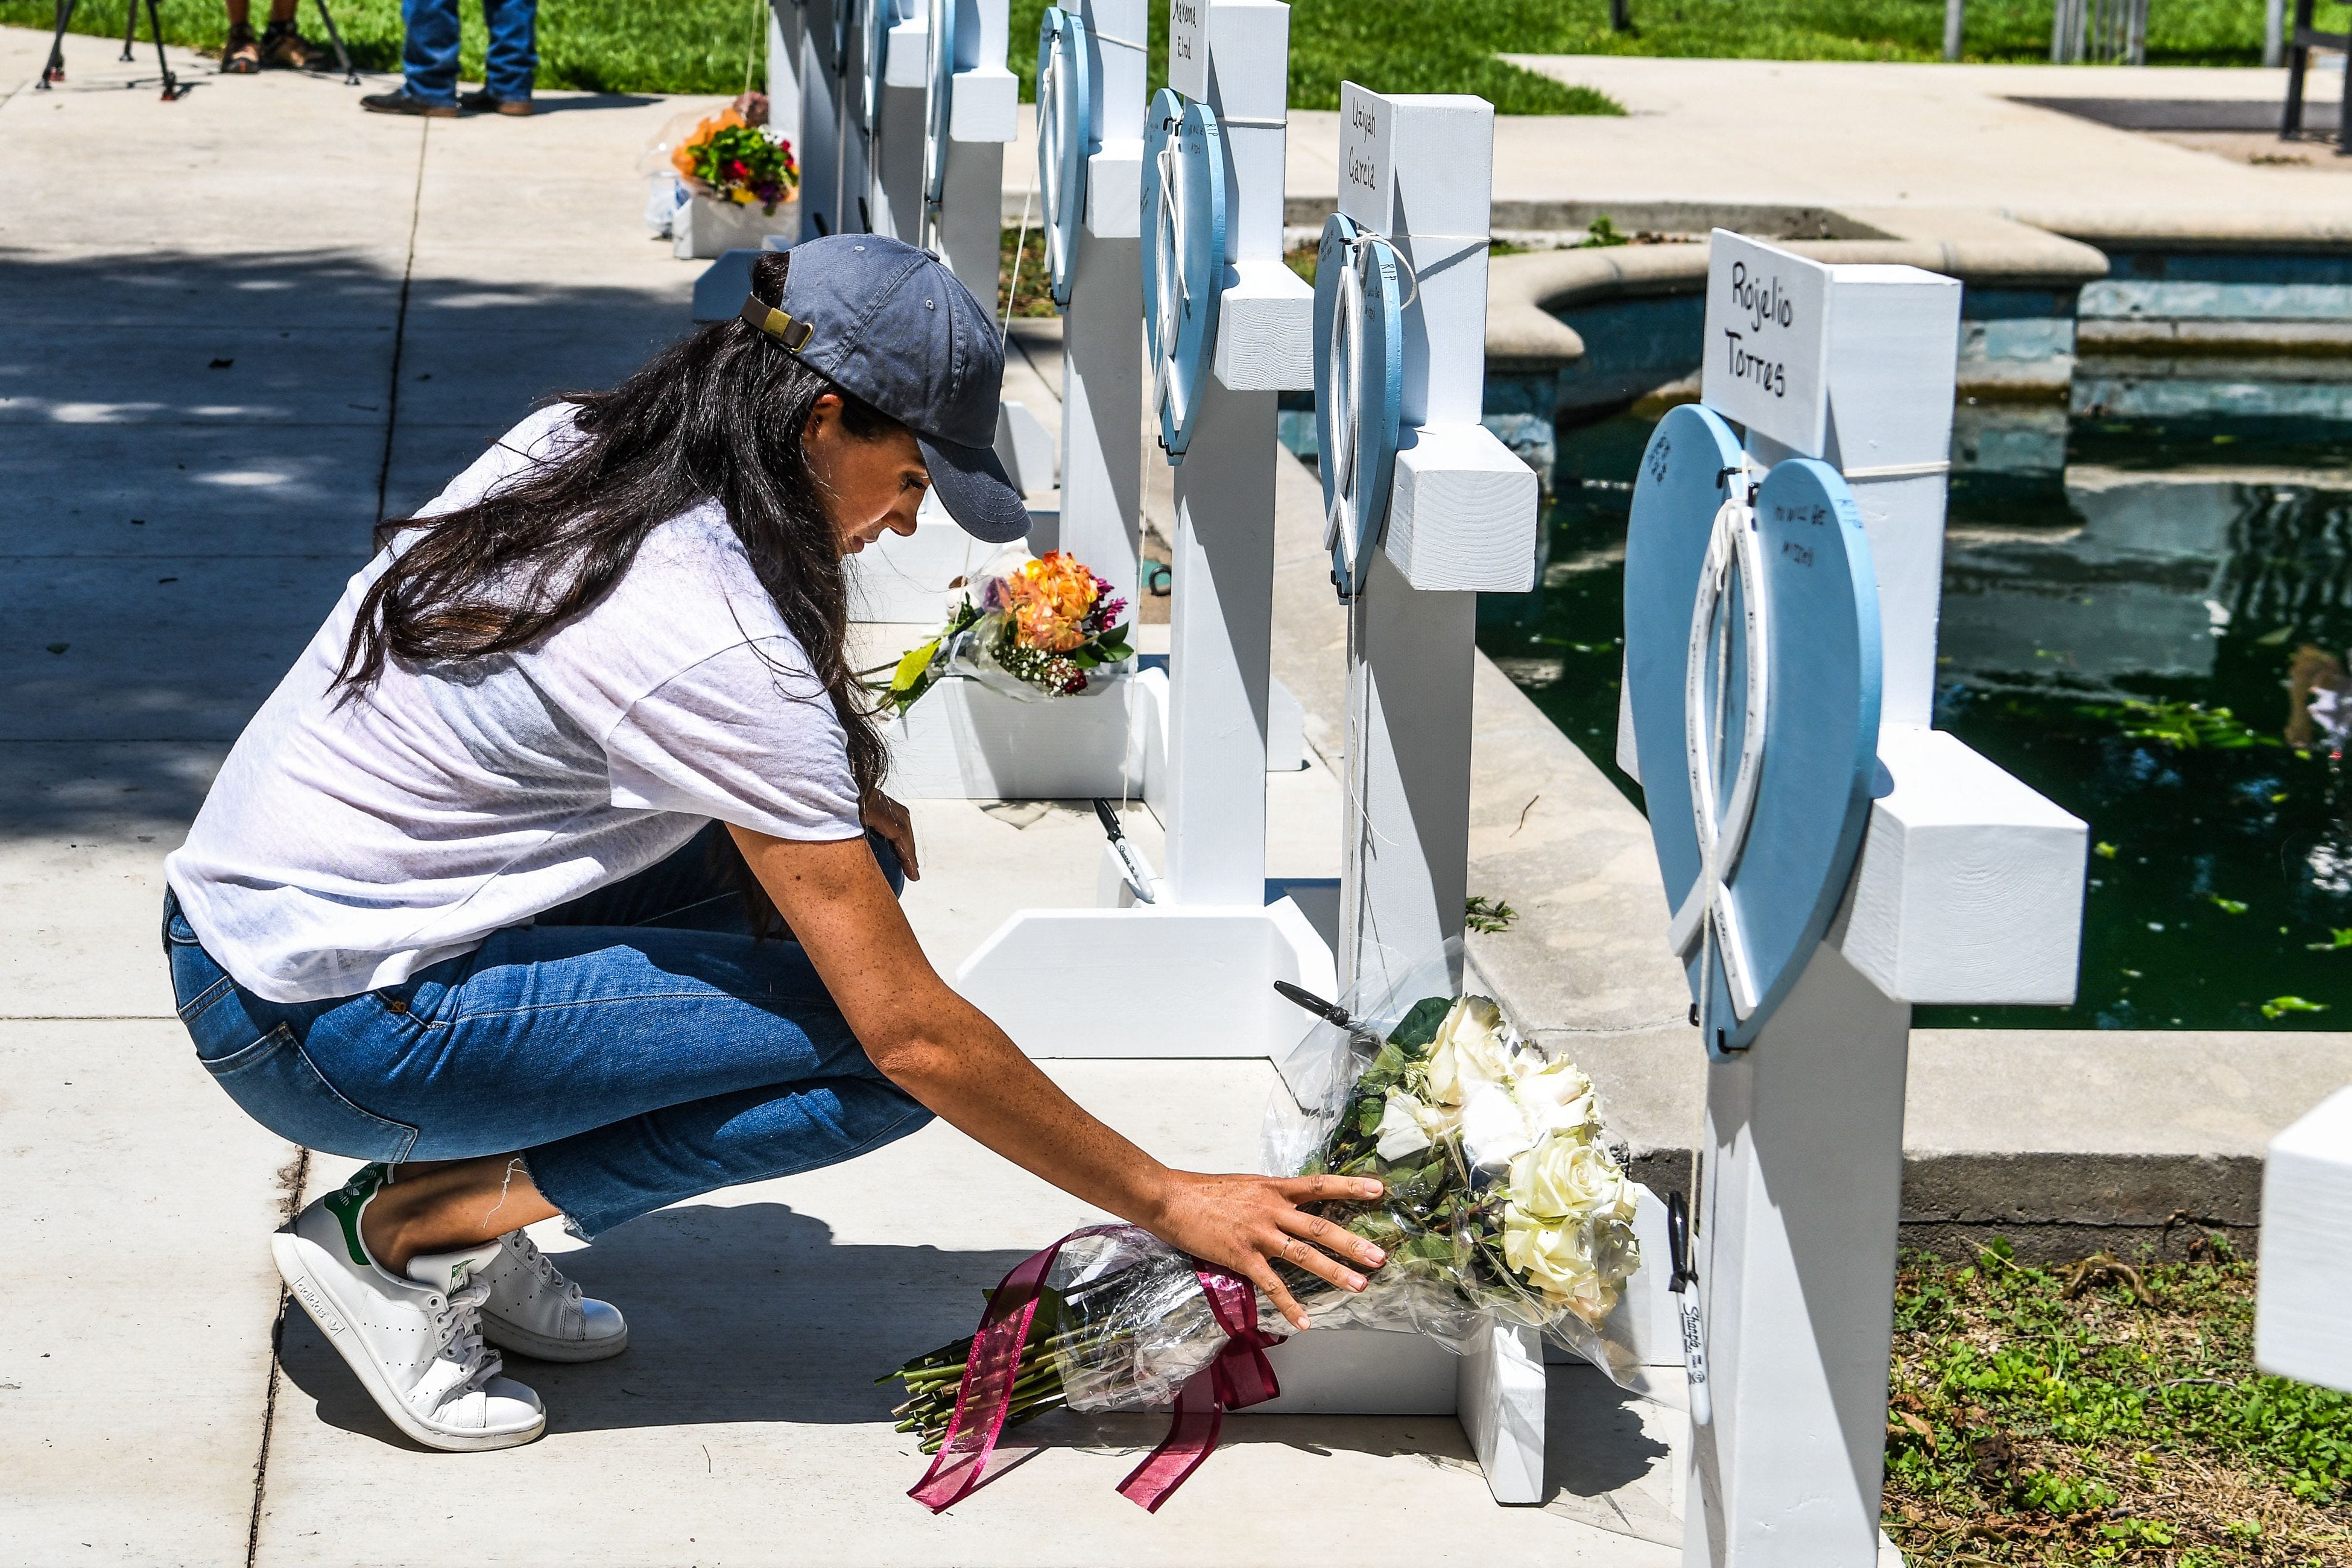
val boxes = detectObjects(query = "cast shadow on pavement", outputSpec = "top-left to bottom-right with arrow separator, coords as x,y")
276,1198 -> 1673,1519
517,92 -> 665,115
0,243 -> 693,838
277,1201 -> 1038,1444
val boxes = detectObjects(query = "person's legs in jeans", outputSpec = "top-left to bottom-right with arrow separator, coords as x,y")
344,919 -> 934,1238
479,0 -> 537,104
168,824 -> 928,1243
400,0 -> 461,106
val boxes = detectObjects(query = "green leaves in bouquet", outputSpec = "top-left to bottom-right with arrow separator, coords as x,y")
1387,996 -> 1454,1051
1315,997 -> 1451,1178
684,123 -> 800,213
879,637 -> 943,715
1067,622 -> 1136,671
871,598 -> 981,715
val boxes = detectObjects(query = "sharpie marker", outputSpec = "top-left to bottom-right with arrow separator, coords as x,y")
1093,798 -> 1160,905
1668,1190 -> 1714,1427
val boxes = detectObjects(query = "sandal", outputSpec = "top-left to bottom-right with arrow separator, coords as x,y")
221,22 -> 261,74
259,18 -> 327,70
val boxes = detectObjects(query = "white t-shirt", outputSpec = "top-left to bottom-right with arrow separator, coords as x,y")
166,405 -> 865,1004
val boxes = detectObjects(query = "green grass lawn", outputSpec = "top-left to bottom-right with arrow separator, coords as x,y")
1013,0 -> 2336,103
1885,1241 -> 2352,1564
22,0 -> 2327,107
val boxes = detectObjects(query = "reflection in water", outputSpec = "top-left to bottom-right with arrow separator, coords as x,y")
1476,408 -> 2352,1031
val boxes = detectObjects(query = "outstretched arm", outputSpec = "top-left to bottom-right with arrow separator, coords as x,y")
730,823 -> 1385,1329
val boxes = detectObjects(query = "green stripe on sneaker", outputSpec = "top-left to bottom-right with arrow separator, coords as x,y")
321,1163 -> 390,1268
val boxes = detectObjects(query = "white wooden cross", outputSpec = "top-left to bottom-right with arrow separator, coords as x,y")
920,0 -> 1019,308
820,0 -> 1027,624
861,0 -> 931,245
1154,0 -> 1311,904
1622,234 -> 2089,1564
1314,80 -> 1554,1507
950,0 -> 1330,1053
767,0 -> 839,243
768,0 -> 1014,294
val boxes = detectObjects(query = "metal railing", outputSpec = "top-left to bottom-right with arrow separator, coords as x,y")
2050,0 -> 2150,64
2280,0 -> 2352,152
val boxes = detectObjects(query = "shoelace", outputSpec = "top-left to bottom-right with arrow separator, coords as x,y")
422,1278 -> 502,1407
505,1230 -> 584,1304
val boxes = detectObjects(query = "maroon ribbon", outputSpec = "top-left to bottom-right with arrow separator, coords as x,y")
1113,1268 -> 1285,1512
907,1226 -> 1113,1513
906,1231 -> 1285,1516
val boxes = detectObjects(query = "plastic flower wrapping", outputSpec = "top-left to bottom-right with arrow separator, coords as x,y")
888,946 -> 1645,1508
877,551 -> 1133,713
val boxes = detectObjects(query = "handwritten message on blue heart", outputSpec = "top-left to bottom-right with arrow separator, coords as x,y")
1623,403 -> 1883,1056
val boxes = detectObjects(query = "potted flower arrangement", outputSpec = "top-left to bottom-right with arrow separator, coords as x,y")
667,99 -> 799,260
865,551 -> 1143,799
876,551 -> 1133,713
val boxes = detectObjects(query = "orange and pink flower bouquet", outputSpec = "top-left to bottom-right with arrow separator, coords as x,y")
876,551 -> 1134,714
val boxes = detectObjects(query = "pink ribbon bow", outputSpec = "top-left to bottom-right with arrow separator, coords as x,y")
907,1230 -> 1285,1516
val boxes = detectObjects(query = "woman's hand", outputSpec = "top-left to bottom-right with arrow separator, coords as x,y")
861,788 -> 919,880
1142,1171 -> 1389,1331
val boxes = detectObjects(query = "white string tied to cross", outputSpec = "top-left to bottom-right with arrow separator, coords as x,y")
1666,461 -> 1772,1029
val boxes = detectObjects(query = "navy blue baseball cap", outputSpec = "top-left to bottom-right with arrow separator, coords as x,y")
739,234 -> 1028,544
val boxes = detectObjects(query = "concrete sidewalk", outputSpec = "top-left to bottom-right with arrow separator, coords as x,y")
0,30 -> 1675,1568
1001,58 -> 2351,242
1490,57 -> 2352,238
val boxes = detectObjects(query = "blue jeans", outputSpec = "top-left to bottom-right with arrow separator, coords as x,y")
165,824 -> 931,1238
401,0 -> 537,106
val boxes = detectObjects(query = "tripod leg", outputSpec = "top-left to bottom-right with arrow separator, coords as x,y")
145,0 -> 178,99
2283,0 -> 2313,138
2338,43 -> 2350,156
313,0 -> 359,85
42,0 -> 76,87
120,0 -> 134,61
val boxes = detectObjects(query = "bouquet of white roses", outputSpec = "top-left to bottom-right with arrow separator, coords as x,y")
890,960 -> 1643,1511
1267,988 -> 1643,1338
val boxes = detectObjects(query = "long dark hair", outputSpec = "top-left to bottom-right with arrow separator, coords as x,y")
336,250 -> 891,815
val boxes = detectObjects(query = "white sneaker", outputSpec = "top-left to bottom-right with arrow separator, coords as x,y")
271,1163 -> 546,1452
479,1228 -> 629,1363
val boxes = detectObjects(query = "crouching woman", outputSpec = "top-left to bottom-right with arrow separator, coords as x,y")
162,237 -> 1383,1451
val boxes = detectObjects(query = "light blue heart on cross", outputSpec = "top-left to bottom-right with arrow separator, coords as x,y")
1140,87 -> 1225,461
1311,212 -> 1403,599
1623,402 -> 1884,1057
1034,6 -> 1093,309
